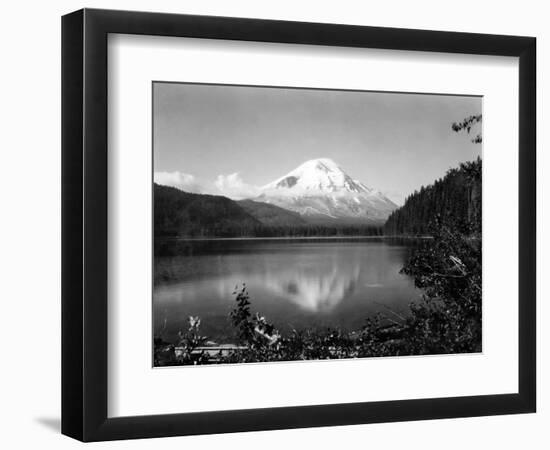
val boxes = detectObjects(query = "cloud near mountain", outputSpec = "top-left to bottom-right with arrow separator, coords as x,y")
154,171 -> 260,199
213,172 -> 261,199
153,171 -> 203,194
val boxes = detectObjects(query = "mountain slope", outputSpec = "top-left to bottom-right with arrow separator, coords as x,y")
154,184 -> 261,237
257,158 -> 397,224
237,199 -> 307,227
384,158 -> 481,236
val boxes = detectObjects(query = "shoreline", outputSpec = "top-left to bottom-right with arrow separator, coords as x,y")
156,235 -> 434,242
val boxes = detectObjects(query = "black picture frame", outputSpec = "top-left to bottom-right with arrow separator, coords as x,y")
62,8 -> 536,442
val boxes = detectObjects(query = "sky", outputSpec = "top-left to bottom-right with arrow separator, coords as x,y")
153,82 -> 482,205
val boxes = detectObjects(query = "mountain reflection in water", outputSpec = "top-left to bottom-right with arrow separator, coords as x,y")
154,239 -> 420,343
263,265 -> 360,313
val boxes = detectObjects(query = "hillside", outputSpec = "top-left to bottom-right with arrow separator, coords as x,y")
384,158 -> 481,236
237,199 -> 307,227
154,184 -> 261,237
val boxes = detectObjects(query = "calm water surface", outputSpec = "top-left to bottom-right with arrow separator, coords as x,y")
154,238 -> 421,344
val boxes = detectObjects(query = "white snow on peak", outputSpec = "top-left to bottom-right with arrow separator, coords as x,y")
257,158 -> 398,222
262,158 -> 371,195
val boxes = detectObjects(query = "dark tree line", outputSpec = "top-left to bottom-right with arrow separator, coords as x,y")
241,224 -> 384,238
156,223 -> 383,244
384,158 -> 481,236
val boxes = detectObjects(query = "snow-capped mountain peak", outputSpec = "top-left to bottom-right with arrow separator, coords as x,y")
257,158 -> 397,223
262,158 -> 371,195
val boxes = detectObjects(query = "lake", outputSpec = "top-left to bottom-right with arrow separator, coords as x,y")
153,238 -> 422,344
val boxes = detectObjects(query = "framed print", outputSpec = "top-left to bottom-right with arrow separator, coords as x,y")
61,8 -> 536,442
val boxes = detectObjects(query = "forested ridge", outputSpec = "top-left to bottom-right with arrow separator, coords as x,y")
154,184 -> 261,237
155,158 -> 482,239
154,183 -> 383,238
237,199 -> 306,227
384,158 -> 481,236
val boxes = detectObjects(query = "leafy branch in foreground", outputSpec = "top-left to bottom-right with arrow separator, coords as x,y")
452,114 -> 482,143
397,223 -> 481,354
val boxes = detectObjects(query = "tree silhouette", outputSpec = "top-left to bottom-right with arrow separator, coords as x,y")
451,114 -> 482,143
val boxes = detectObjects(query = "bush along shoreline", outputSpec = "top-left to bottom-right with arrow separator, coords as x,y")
154,219 -> 482,366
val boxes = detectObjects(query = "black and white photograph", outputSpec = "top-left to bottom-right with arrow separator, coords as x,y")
153,83 -> 482,366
